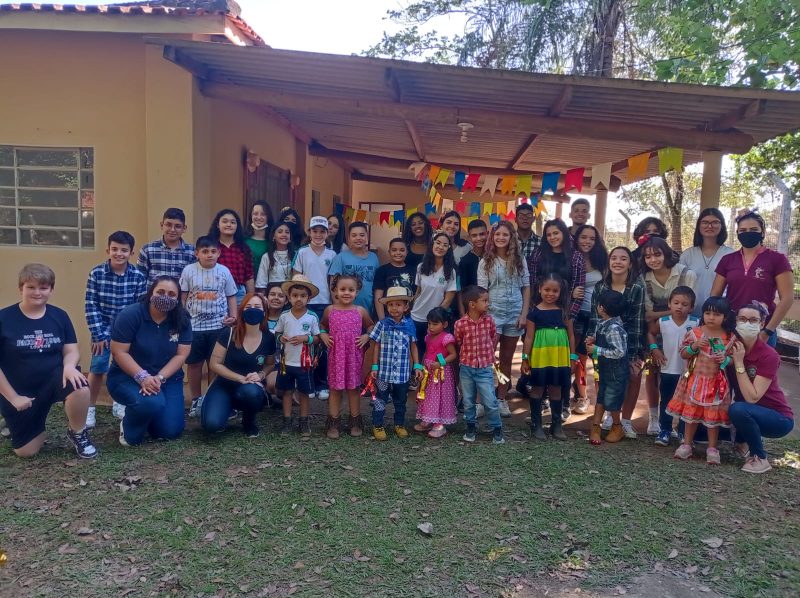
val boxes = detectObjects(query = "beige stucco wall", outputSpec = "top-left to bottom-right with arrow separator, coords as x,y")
311,157 -> 347,218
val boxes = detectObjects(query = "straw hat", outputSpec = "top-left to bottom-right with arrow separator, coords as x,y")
281,274 -> 319,299
378,285 -> 415,304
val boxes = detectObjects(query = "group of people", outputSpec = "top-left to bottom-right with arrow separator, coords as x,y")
0,199 -> 794,475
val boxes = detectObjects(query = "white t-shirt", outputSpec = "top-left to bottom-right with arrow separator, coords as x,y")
659,314 -> 700,375
273,309 -> 320,367
291,245 -> 337,304
256,250 -> 291,288
179,263 -> 237,331
580,269 -> 603,313
679,245 -> 735,317
411,264 -> 458,323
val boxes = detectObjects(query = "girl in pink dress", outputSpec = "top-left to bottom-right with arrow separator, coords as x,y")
320,274 -> 374,439
415,307 -> 457,438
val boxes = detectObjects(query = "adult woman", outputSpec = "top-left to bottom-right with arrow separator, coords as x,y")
572,224 -> 608,414
711,210 -> 793,348
402,212 -> 433,273
202,293 -> 276,437
439,210 -> 472,265
327,213 -> 347,254
477,221 -> 530,412
410,232 -> 457,357
277,206 -> 304,249
244,201 -> 274,275
680,209 -> 735,316
255,222 -> 295,292
208,209 -> 255,304
107,276 -> 192,446
728,302 -> 795,473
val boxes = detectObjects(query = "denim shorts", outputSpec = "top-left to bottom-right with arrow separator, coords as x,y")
596,359 -> 629,411
276,365 -> 315,396
490,308 -> 524,337
89,344 -> 112,374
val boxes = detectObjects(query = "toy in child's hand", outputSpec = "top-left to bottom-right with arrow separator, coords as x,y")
416,368 -> 430,402
361,375 -> 377,401
493,362 -> 510,385
300,344 -> 314,370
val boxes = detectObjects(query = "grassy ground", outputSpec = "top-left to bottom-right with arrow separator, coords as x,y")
1,408 -> 799,598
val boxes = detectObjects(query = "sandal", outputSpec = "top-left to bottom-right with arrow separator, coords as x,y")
414,422 -> 432,433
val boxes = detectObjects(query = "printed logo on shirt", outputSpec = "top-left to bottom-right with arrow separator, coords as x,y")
257,355 -> 265,366
753,267 -> 765,280
747,366 -> 757,380
170,333 -> 179,343
302,323 -> 311,332
195,290 -> 219,301
343,264 -> 376,284
17,330 -> 62,352
438,276 -> 445,284
325,259 -> 332,267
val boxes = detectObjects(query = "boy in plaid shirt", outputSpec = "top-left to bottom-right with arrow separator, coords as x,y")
454,285 -> 505,444
368,286 -> 423,441
84,230 -> 147,427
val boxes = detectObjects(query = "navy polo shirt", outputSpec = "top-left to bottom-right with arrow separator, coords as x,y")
109,302 -> 192,377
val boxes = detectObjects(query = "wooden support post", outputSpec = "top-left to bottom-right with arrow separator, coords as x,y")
700,151 -> 722,210
555,202 -> 563,219
595,188 -> 608,237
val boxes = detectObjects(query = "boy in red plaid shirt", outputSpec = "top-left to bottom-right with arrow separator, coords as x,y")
454,285 -> 505,444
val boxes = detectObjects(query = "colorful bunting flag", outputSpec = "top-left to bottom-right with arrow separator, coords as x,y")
380,211 -> 390,225
409,161 -> 428,180
499,175 -> 516,195
495,202 -> 505,215
506,210 -> 516,221
355,210 -> 367,222
345,207 -> 355,221
489,213 -> 501,225
470,202 -> 481,216
393,209 -> 405,226
424,202 -> 436,216
507,200 -> 516,214
483,202 -> 494,215
658,147 -> 683,174
406,207 -> 416,219
442,199 -> 453,212
463,173 -> 480,192
453,171 -> 466,192
627,152 -> 651,182
590,162 -> 612,189
480,175 -> 500,197
434,168 -> 450,188
432,193 -> 442,211
427,165 -> 441,187
455,201 -> 467,213
564,167 -> 584,192
428,184 -> 436,200
334,203 -> 345,216
421,177 -> 432,192
514,174 -> 532,198
541,171 -> 560,195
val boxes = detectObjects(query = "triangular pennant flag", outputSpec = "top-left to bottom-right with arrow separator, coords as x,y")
489,213 -> 501,225
380,211 -> 390,226
470,202 -> 481,216
424,202 -> 436,216
432,192 -> 442,211
434,168 -> 450,188
507,200 -> 516,214
345,207 -> 355,221
590,162 -> 612,189
428,184 -> 437,200
627,152 -> 651,182
506,210 -> 516,221
564,168 -> 584,192
394,209 -> 406,226
427,165 -> 441,187
455,201 -> 467,213
406,207 -> 416,219
355,210 -> 367,222
461,216 -> 471,232
453,171 -> 466,192
658,147 -> 683,174
483,202 -> 494,215
463,173 -> 480,192
409,161 -> 428,180
541,171 -> 560,195
514,174 -> 532,198
442,198 -> 453,212
499,175 -> 516,195
334,202 -> 345,216
421,178 -> 432,192
495,202 -> 505,215
429,217 -> 439,230
530,194 -> 539,207
480,175 -> 500,197
368,211 -> 379,225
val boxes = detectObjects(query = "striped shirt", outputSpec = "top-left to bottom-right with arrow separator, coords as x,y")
137,237 -> 196,284
84,262 -> 147,343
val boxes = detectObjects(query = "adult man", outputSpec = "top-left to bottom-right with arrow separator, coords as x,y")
515,203 -> 540,261
458,219 -> 489,316
568,198 -> 591,238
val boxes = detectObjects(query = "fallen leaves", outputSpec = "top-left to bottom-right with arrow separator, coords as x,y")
701,537 -> 724,549
668,549 -> 679,559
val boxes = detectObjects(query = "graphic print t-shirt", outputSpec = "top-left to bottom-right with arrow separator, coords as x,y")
0,303 -> 76,395
180,263 -> 238,331
328,251 -> 380,311
374,263 -> 417,296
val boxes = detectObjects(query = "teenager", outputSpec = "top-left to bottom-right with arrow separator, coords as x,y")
137,207 -> 196,284
402,212 -> 433,274
244,201 -> 274,275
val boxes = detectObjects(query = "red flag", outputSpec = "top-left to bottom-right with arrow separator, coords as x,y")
463,173 -> 480,192
564,167 -> 585,192
429,217 -> 439,229
506,210 -> 516,222
379,211 -> 390,225
455,201 -> 467,213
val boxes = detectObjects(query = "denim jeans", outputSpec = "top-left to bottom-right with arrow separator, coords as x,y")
460,365 -> 502,429
659,373 -> 684,435
372,381 -> 409,426
596,358 -> 629,411
728,401 -> 794,459
201,379 -> 265,432
107,371 -> 185,445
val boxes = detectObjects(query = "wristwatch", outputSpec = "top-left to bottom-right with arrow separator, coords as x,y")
157,374 -> 166,383
735,365 -> 746,375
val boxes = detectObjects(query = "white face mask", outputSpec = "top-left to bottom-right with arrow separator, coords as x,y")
251,224 -> 268,231
736,322 -> 761,340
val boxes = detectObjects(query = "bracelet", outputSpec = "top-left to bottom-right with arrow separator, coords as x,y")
763,328 -> 776,337
437,353 -> 446,367
569,353 -> 578,361
685,345 -> 698,355
319,329 -> 328,334
521,353 -> 529,361
413,363 -> 425,371
649,343 -> 660,350
307,335 -> 313,345
133,369 -> 149,384
371,364 -> 379,371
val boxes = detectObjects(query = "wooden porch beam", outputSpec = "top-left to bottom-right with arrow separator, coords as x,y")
548,86 -> 573,117
199,81 -> 755,154
404,119 -> 426,161
508,134 -> 539,170
707,99 -> 765,131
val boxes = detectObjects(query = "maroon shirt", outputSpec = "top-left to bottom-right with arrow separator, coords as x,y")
728,339 -> 794,419
715,248 -> 792,318
218,242 -> 254,286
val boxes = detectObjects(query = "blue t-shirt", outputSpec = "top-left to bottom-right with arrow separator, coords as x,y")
328,250 -> 380,311
110,302 -> 192,378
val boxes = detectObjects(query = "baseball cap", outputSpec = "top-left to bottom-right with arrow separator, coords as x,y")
309,216 -> 329,229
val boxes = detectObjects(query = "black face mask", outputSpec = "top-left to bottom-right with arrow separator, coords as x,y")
242,308 -> 265,325
737,231 -> 763,249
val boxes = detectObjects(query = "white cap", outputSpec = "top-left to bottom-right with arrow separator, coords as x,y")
309,215 -> 329,230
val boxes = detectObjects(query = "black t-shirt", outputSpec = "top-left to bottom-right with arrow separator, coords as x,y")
458,251 -> 481,290
374,263 -> 417,294
0,303 -> 77,395
217,328 -> 276,375
405,248 -> 425,275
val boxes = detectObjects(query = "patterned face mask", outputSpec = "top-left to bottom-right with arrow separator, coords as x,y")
150,294 -> 178,313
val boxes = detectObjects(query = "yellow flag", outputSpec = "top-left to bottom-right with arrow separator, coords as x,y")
499,176 -> 516,195
427,165 -> 441,185
406,207 -> 416,219
435,168 -> 451,188
658,147 -> 683,174
514,174 -> 532,197
627,152 -> 650,182
483,202 -> 494,215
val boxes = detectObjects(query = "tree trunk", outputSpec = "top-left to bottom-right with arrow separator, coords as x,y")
766,171 -> 794,254
574,0 -> 623,77
660,172 -> 684,252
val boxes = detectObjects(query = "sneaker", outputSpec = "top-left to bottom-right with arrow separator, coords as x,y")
670,429 -> 680,439
118,421 -> 129,447
706,447 -> 721,465
475,404 -> 485,418
428,425 -> 447,439
654,431 -> 671,447
316,389 -> 329,401
741,455 -> 772,474
85,406 -> 96,429
573,397 -> 590,414
601,412 -> 612,431
112,401 -> 126,420
561,405 -> 571,423
228,409 -> 239,421
188,396 -> 203,418
647,415 -> 660,436
498,400 -> 512,418
373,426 -> 388,441
394,425 -> 409,439
673,443 -> 693,460
492,427 -> 505,445
462,423 -> 477,443
0,417 -> 9,438
621,420 -> 638,439
66,428 -> 98,459
244,422 -> 261,438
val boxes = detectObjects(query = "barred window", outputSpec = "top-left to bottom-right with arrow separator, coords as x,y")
0,145 -> 95,248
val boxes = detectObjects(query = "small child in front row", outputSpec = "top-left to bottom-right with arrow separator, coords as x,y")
584,290 -> 629,445
320,274 -> 374,440
264,282 -> 288,405
667,296 -> 734,465
647,286 -> 699,447
454,286 -> 505,444
415,307 -> 458,438
521,273 -> 576,441
369,286 -> 423,441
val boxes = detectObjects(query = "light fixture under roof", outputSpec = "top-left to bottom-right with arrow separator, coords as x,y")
458,122 -> 474,143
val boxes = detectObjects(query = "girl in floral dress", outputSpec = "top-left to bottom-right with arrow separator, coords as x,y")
415,307 -> 457,438
667,296 -> 734,465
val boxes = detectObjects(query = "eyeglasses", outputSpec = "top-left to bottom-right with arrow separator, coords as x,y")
700,220 -> 721,228
736,317 -> 761,325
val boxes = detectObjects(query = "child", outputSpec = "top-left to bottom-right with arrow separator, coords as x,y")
585,290 -> 628,445
328,222 -> 380,313
521,273 -> 576,441
255,222 -> 295,292
84,230 -> 147,427
264,282 -> 287,402
180,236 -> 238,417
667,296 -> 734,465
137,207 -> 196,284
274,275 -> 320,437
454,288 -> 505,444
319,274 -> 374,439
208,209 -> 255,304
648,286 -> 700,446
369,286 -> 423,440
292,216 -> 337,400
416,307 -> 459,438
373,238 -> 416,321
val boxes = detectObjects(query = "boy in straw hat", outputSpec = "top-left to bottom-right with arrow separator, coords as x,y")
368,286 -> 424,441
274,274 -> 321,437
